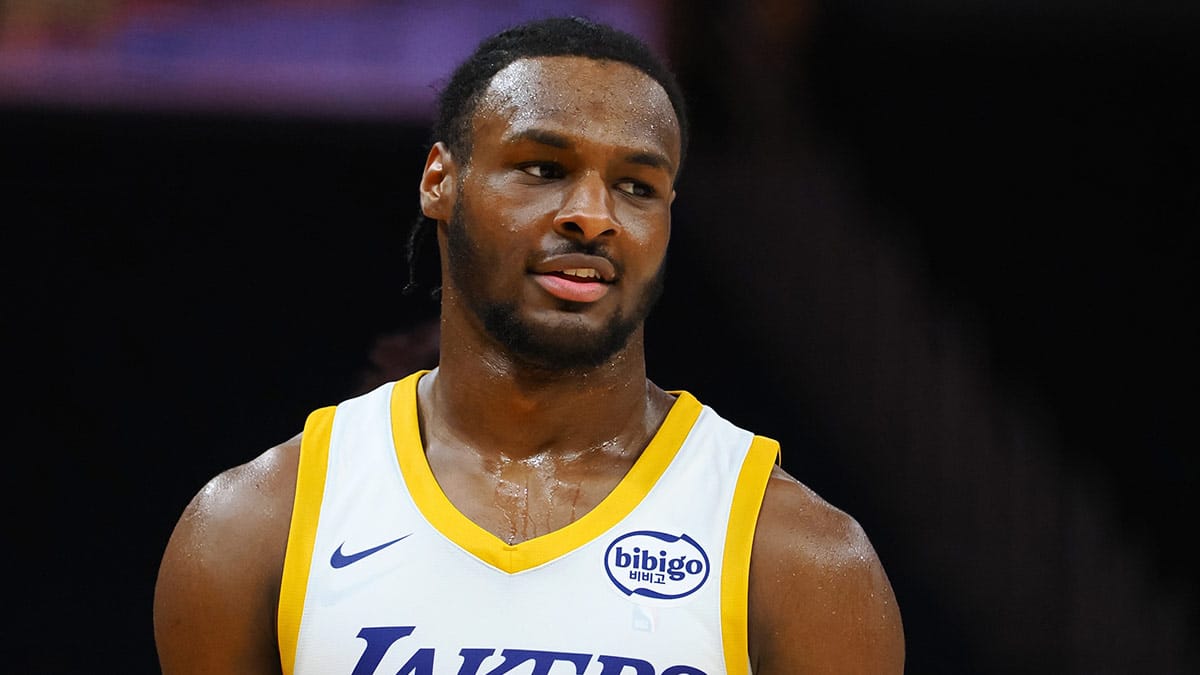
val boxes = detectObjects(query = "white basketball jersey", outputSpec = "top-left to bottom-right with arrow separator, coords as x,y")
278,371 -> 779,675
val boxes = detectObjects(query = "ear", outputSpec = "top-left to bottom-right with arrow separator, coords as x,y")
419,142 -> 457,222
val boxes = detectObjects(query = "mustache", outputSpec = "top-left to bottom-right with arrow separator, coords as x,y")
531,241 -> 622,274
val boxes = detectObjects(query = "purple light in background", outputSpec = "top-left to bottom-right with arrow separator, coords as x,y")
0,0 -> 667,120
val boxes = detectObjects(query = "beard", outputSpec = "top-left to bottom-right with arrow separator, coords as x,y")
445,199 -> 665,373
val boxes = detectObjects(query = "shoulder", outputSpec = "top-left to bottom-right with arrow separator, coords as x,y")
153,434 -> 302,673
170,434 -> 301,573
747,465 -> 906,674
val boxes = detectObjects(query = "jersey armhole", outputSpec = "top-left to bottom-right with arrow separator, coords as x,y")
277,406 -> 335,675
720,435 -> 780,675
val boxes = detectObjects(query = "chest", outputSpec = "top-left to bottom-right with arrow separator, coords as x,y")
295,446 -> 733,675
425,448 -> 636,545
280,380 -> 765,675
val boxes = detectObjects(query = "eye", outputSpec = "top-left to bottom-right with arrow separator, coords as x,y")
616,180 -> 655,198
519,162 -> 564,179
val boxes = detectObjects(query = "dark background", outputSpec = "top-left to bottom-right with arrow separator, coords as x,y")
5,1 -> 1197,673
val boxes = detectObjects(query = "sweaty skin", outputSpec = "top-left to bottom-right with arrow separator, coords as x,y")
153,55 -> 905,674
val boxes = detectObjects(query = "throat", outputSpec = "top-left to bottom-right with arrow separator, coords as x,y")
429,441 -> 640,546
415,371 -> 678,544
491,470 -> 587,545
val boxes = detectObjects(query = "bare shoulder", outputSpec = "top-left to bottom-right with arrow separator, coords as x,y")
748,465 -> 906,674
153,433 -> 302,674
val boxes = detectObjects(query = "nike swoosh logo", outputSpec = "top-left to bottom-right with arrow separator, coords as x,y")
330,533 -> 412,569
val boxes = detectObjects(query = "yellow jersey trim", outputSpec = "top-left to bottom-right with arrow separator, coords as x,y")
390,371 -> 704,573
277,406 -> 335,675
721,435 -> 780,675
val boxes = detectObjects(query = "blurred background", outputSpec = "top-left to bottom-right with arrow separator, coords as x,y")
4,1 -> 1196,672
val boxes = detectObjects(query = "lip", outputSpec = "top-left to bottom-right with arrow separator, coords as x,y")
530,253 -> 617,303
531,253 -> 617,281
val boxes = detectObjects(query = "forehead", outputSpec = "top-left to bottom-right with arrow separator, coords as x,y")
471,56 -> 681,163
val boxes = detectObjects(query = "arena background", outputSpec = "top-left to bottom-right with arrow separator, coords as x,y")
4,1 -> 1196,672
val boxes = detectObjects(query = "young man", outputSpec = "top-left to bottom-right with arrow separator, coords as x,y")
153,17 -> 905,675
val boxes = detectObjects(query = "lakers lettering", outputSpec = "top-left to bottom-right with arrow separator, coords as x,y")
351,626 -> 707,675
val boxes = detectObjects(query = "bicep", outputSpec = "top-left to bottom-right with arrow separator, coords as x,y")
748,474 -> 905,674
154,450 -> 294,675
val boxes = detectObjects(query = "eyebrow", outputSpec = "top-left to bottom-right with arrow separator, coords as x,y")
506,128 -> 674,173
508,128 -> 572,150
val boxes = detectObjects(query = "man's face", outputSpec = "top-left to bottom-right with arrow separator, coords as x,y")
437,56 -> 681,372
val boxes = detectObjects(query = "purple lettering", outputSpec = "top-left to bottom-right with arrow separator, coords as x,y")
597,654 -> 656,675
395,648 -> 434,675
483,649 -> 590,675
456,648 -> 496,675
346,627 -> 707,675
351,626 -> 416,675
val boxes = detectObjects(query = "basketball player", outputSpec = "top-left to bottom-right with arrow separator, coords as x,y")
153,17 -> 905,674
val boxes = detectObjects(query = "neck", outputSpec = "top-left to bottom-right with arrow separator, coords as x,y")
419,317 -> 668,462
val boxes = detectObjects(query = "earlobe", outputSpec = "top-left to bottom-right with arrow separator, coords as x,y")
420,142 -> 456,221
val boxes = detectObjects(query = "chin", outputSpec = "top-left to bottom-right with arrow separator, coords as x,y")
483,304 -> 638,372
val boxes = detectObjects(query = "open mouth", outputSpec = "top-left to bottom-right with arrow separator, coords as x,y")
534,268 -> 611,303
557,268 -> 605,281
531,253 -> 617,302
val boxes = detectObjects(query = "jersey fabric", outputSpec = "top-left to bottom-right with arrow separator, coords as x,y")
278,371 -> 780,675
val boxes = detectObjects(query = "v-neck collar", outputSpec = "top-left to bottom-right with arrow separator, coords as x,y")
389,371 -> 702,573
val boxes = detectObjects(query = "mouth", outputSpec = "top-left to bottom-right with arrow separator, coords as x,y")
558,267 -> 604,281
532,253 -> 617,282
531,255 -> 616,303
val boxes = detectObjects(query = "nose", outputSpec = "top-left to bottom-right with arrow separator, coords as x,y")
553,172 -> 619,241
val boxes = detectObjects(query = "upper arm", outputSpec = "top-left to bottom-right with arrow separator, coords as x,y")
748,467 -> 905,674
153,437 -> 300,675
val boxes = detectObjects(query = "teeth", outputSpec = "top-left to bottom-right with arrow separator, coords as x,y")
561,268 -> 600,279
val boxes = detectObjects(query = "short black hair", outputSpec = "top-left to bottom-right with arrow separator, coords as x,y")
405,15 -> 690,298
